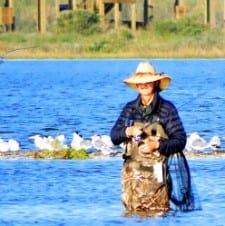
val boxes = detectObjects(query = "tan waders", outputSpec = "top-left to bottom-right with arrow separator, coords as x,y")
121,122 -> 170,216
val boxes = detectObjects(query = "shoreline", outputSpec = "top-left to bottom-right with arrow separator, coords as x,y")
3,57 -> 225,60
3,52 -> 225,60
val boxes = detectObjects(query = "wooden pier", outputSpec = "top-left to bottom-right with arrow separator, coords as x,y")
0,0 -> 223,33
98,0 -> 137,30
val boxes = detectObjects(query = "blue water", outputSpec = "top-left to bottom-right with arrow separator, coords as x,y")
0,59 -> 225,225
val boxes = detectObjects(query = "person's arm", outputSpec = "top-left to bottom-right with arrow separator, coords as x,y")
110,106 -> 130,146
158,105 -> 187,157
111,101 -> 138,146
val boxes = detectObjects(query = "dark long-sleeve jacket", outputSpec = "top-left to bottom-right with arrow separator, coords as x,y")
110,92 -> 187,157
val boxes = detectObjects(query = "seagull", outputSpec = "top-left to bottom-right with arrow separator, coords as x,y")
29,135 -> 54,150
0,138 -> 10,152
185,132 -> 210,152
100,135 -> 114,148
53,134 -> 68,149
71,132 -> 84,149
0,138 -> 20,152
91,134 -> 115,155
55,134 -> 66,144
70,132 -> 92,150
8,139 -> 20,152
29,134 -> 68,151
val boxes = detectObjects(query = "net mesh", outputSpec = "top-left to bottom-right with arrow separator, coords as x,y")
167,152 -> 199,211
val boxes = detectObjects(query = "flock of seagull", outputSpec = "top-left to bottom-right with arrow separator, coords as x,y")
0,132 -> 116,156
0,131 -> 224,155
28,132 -> 116,155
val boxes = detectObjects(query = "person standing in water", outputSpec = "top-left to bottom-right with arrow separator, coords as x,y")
111,62 -> 195,216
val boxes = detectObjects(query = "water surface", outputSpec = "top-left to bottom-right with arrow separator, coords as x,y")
0,59 -> 225,225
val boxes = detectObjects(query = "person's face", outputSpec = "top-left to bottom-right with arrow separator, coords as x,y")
136,81 -> 156,96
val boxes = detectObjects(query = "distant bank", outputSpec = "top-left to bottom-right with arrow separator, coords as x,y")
0,29 -> 225,59
1,44 -> 224,59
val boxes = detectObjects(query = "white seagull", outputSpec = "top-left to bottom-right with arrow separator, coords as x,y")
8,139 -> 20,152
0,138 -> 10,152
29,134 -> 67,151
186,132 -> 222,152
185,132 -> 209,152
70,132 -> 92,150
0,138 -> 20,152
91,134 -> 114,155
29,135 -> 54,150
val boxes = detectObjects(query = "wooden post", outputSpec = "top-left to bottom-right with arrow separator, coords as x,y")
148,0 -> 153,21
204,0 -> 216,28
3,0 -> 11,6
12,1 -> 15,31
37,0 -> 46,33
7,0 -> 13,7
210,0 -> 216,28
143,0 -> 153,25
69,0 -> 77,10
179,0 -> 184,4
204,0 -> 210,24
114,1 -> 120,29
174,0 -> 179,16
143,0 -> 147,24
131,2 -> 136,30
224,0 -> 225,27
99,0 -> 104,16
55,0 -> 60,17
87,0 -> 95,11
98,0 -> 105,28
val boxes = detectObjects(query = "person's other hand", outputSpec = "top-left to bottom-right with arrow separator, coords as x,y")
138,140 -> 159,156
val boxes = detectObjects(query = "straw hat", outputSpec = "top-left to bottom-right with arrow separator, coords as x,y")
123,62 -> 171,91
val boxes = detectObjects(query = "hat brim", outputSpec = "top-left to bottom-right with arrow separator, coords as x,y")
123,73 -> 171,91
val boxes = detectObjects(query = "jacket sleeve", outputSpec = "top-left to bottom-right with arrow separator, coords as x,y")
158,103 -> 187,157
110,103 -> 133,146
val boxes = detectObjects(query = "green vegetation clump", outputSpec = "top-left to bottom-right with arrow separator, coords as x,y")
152,16 -> 207,37
88,28 -> 134,53
55,10 -> 101,35
35,148 -> 90,160
65,148 -> 90,159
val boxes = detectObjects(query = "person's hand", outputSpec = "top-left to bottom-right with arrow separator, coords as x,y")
125,126 -> 143,138
138,140 -> 159,156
